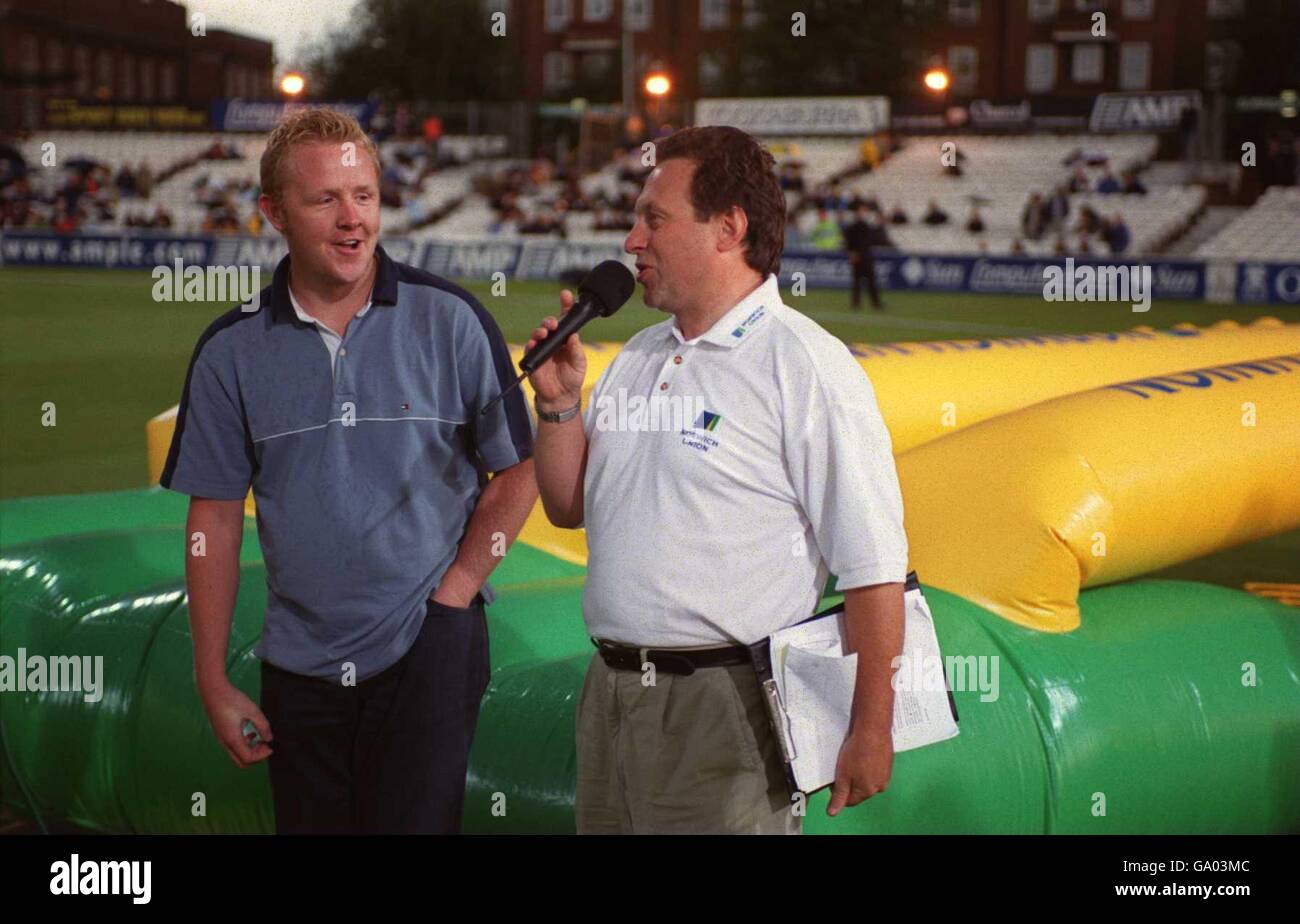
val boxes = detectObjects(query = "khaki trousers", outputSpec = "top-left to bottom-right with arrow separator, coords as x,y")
575,652 -> 802,835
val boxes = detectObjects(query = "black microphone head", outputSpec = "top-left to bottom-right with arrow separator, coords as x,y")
579,260 -> 636,317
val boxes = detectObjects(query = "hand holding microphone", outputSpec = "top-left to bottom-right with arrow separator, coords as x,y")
480,261 -> 635,418
525,288 -> 588,410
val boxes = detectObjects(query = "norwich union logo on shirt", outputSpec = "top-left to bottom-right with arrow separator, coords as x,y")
693,410 -> 722,432
682,410 -> 723,453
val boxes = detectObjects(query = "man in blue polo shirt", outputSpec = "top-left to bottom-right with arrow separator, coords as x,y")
161,108 -> 537,834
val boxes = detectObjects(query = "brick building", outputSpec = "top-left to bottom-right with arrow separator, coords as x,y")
1,0 -> 273,130
511,0 -> 760,103
929,0 -> 1297,101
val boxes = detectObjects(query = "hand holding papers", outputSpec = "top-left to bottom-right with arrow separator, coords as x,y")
751,573 -> 960,795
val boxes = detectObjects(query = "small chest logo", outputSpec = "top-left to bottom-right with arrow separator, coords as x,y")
682,409 -> 723,453
693,410 -> 722,431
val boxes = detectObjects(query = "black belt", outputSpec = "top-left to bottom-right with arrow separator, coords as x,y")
593,638 -> 750,676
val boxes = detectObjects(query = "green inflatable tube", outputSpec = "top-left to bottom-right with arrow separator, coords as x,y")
2,489 -> 1298,833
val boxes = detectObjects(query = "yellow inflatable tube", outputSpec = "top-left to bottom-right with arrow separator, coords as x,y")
146,326 -> 1300,573
849,318 -> 1300,452
897,352 -> 1300,632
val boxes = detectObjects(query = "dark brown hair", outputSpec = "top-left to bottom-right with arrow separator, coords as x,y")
654,126 -> 785,276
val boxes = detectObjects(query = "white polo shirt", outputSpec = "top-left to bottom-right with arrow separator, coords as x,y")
581,273 -> 909,647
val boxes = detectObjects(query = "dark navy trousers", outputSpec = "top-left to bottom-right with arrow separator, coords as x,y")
259,597 -> 490,834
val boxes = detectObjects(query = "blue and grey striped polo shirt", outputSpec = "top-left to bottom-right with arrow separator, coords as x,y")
162,245 -> 533,682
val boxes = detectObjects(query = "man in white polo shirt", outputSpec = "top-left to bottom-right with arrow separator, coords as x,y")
526,126 -> 909,834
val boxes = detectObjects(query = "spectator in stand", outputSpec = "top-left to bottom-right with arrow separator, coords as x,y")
808,207 -> 844,250
136,160 -> 154,198
115,163 -> 137,197
1010,238 -> 1026,255
889,202 -> 909,225
562,177 -> 591,211
922,199 -> 949,226
1052,235 -> 1068,255
942,146 -> 966,178
151,204 -> 173,229
785,209 -> 803,247
1068,165 -> 1090,193
1075,204 -> 1103,236
1102,214 -> 1132,255
1096,169 -> 1122,194
1021,192 -> 1046,241
778,162 -> 805,192
965,206 -> 986,234
858,137 -> 881,171
1121,170 -> 1148,195
52,196 -> 78,233
1046,186 -> 1070,232
1077,235 -> 1092,255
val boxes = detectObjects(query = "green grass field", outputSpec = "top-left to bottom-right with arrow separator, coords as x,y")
0,266 -> 1295,589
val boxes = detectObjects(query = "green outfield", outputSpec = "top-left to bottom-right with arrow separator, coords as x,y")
1,265 -> 1295,590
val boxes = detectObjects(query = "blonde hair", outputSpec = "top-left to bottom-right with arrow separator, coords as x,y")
259,107 -> 381,201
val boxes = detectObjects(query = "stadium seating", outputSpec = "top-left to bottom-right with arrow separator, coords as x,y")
2,130 -> 1233,259
1194,186 -> 1300,261
783,133 -> 1205,257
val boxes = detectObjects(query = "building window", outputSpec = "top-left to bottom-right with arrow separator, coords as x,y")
46,40 -> 65,78
699,51 -> 725,94
1205,40 -> 1240,90
1073,0 -> 1105,11
140,59 -> 155,101
948,46 -> 979,94
545,0 -> 571,32
1206,0 -> 1243,18
581,52 -> 614,81
97,49 -> 114,93
1028,0 -> 1059,20
949,0 -> 979,24
161,61 -> 177,101
544,51 -> 574,92
1119,42 -> 1150,89
1072,43 -> 1103,83
122,54 -> 136,100
1025,44 -> 1057,92
1121,0 -> 1154,17
741,0 -> 763,28
583,0 -> 612,21
19,34 -> 39,77
624,0 -> 652,30
700,0 -> 729,30
74,46 -> 90,96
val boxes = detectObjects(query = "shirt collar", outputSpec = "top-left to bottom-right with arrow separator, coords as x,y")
288,285 -> 371,330
267,243 -> 399,325
668,273 -> 778,349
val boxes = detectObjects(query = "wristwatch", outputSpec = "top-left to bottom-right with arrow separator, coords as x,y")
534,396 -> 581,423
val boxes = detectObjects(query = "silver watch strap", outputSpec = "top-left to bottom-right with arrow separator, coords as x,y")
534,397 -> 581,423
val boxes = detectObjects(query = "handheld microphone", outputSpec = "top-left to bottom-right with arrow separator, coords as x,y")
480,260 -> 636,417
519,260 -> 636,373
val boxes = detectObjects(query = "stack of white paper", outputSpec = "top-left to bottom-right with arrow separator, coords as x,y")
770,586 -> 960,793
